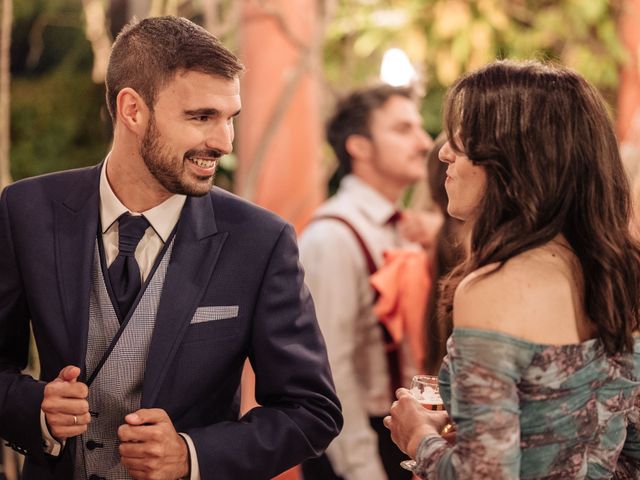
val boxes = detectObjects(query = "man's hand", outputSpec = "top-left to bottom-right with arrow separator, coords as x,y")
41,365 -> 90,441
118,408 -> 189,480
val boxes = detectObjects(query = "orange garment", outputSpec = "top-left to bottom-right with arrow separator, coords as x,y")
370,249 -> 431,371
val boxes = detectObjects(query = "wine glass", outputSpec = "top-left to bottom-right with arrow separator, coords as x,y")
399,375 -> 444,472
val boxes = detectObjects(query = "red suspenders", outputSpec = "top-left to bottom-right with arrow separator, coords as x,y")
310,215 -> 402,398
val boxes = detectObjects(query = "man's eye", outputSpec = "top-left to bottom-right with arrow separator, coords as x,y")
192,116 -> 209,122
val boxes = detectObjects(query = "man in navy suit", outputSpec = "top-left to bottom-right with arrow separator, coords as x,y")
0,16 -> 341,480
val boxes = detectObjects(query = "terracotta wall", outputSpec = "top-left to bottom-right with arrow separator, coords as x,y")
236,0 -> 325,233
618,0 -> 640,142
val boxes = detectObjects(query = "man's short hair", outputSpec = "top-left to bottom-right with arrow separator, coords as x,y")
105,16 -> 245,124
326,84 -> 416,176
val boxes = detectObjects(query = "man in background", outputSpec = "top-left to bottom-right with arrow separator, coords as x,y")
300,85 -> 434,480
0,16 -> 341,480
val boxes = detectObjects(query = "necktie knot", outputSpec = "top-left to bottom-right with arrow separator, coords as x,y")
117,213 -> 149,256
386,210 -> 403,226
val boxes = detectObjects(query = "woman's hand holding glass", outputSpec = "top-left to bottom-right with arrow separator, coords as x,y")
384,375 -> 455,473
386,389 -> 449,457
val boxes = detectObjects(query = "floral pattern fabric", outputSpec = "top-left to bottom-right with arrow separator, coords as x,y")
414,328 -> 640,479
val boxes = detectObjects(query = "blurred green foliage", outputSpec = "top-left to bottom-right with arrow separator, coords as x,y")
11,0 -> 110,181
9,0 -> 627,182
325,0 -> 626,135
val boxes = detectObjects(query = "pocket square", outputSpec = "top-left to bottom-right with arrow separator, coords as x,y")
191,305 -> 239,324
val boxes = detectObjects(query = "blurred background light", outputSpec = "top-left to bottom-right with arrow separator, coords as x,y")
380,48 -> 416,86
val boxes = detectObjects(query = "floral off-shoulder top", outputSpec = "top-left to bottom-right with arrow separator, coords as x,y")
414,328 -> 640,479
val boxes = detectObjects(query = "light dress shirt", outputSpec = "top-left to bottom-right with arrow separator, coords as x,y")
298,175 -> 420,480
41,159 -> 201,480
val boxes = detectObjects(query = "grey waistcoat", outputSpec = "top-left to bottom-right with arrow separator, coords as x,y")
74,239 -> 174,480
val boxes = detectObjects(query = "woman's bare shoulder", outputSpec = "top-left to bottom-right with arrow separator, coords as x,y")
453,243 -> 587,343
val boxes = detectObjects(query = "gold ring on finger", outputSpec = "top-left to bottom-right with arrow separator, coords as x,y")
73,415 -> 78,426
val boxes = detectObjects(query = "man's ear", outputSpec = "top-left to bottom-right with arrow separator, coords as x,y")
345,134 -> 373,162
116,87 -> 150,134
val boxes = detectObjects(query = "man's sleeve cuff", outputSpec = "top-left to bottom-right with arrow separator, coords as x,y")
178,433 -> 200,480
40,409 -> 64,456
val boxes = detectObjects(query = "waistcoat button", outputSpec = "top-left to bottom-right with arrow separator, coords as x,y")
86,440 -> 104,450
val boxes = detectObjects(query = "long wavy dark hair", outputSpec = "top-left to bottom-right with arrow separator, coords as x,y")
439,60 -> 640,355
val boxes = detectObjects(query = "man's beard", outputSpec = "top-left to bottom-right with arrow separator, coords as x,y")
140,114 -> 221,197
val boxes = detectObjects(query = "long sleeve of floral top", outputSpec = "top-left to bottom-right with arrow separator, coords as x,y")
414,329 -> 640,480
615,377 -> 640,479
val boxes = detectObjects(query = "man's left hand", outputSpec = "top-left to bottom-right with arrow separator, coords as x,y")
118,408 -> 189,480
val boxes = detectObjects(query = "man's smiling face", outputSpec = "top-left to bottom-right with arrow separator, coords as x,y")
140,70 -> 241,197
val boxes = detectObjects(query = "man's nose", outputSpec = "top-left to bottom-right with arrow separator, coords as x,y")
205,123 -> 233,155
418,129 -> 434,152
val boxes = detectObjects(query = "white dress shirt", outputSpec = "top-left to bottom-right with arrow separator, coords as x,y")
298,175 -> 420,480
42,160 -> 201,480
99,163 -> 185,280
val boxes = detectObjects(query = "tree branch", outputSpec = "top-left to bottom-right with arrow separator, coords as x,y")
0,0 -> 13,189
81,0 -> 112,83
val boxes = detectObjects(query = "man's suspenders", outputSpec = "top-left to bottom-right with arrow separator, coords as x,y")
310,215 -> 402,397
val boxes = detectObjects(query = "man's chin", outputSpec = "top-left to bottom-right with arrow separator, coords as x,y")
159,176 -> 214,197
189,188 -> 213,197
409,171 -> 427,183
183,176 -> 215,197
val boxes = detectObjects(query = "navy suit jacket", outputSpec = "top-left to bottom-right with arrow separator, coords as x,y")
0,164 -> 342,479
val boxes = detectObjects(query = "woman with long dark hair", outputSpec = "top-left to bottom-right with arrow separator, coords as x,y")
384,60 -> 640,478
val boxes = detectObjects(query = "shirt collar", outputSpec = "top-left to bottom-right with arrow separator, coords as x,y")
339,175 -> 399,225
99,158 -> 186,242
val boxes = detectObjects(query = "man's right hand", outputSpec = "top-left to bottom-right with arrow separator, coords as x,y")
41,365 -> 90,441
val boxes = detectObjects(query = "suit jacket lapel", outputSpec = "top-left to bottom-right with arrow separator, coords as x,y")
53,165 -> 101,372
142,193 -> 228,406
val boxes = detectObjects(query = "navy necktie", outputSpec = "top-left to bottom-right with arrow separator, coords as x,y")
108,213 -> 149,319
